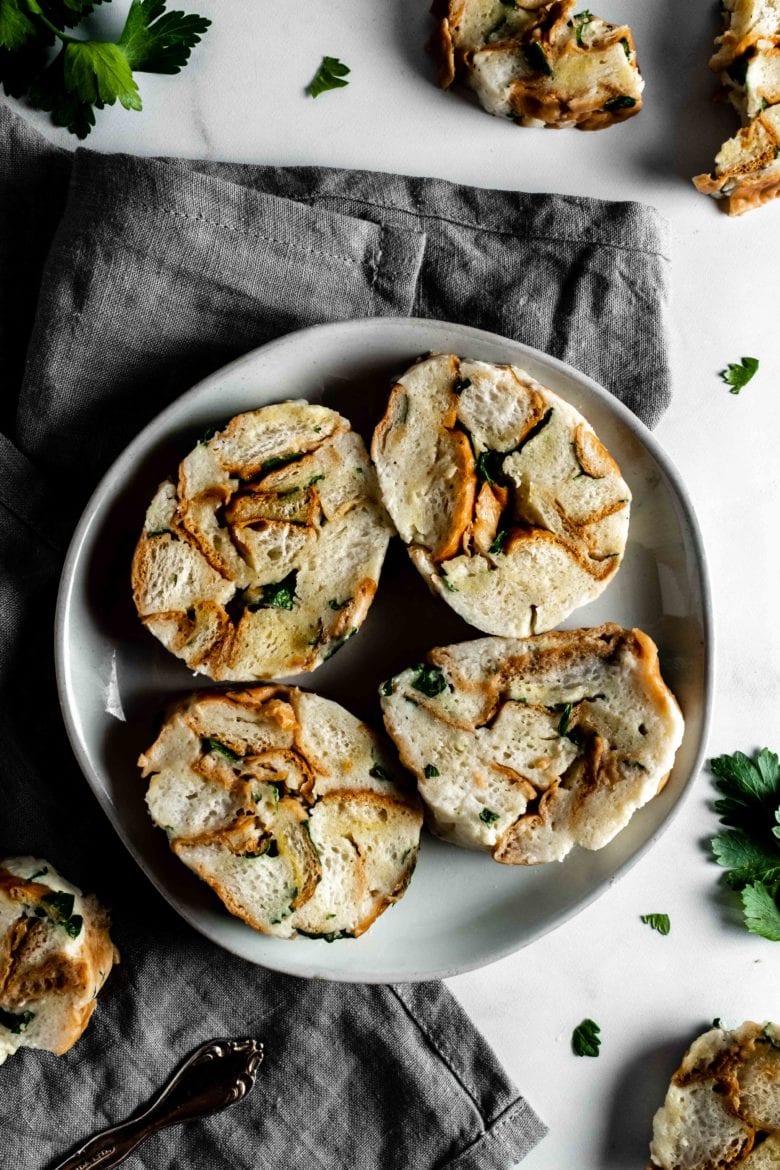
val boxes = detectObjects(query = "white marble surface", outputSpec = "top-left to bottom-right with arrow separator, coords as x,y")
7,0 -> 780,1166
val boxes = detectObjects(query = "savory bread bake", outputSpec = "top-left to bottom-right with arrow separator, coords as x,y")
429,0 -> 644,130
139,686 -> 423,939
132,403 -> 392,680
649,1021 -> 780,1169
694,1 -> 780,213
0,858 -> 117,1065
380,625 -> 684,864
371,354 -> 631,638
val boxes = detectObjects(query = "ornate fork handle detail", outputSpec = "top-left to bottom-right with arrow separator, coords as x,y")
51,1038 -> 263,1170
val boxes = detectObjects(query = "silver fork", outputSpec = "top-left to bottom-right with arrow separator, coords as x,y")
51,1037 -> 263,1170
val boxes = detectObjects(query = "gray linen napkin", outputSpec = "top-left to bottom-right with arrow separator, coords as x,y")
0,100 -> 671,1169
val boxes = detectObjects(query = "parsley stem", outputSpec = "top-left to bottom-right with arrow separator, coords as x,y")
24,0 -> 78,43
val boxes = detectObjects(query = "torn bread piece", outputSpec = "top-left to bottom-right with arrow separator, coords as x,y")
696,2 -> 780,212
380,625 -> 683,864
649,1021 -> 780,1170
371,354 -> 631,638
132,403 -> 393,681
429,0 -> 643,130
694,102 -> 780,214
0,858 -> 118,1065
139,687 -> 423,939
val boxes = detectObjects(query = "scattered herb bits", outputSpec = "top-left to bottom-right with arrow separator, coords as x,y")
424,764 -> 440,778
720,356 -> 759,394
412,664 -> 448,698
307,55 -> 350,98
570,10 -> 593,46
603,95 -> 636,112
0,1007 -> 35,1034
710,748 -> 780,941
479,808 -> 500,825
640,913 -> 671,935
572,1018 -> 601,1057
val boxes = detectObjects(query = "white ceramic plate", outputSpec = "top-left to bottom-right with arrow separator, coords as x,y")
55,318 -> 712,983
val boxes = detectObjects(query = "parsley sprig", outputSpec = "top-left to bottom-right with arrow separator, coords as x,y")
720,356 -> 759,394
0,0 -> 210,139
710,748 -> 780,941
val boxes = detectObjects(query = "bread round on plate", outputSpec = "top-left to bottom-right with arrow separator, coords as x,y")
649,1021 -> 780,1169
429,0 -> 644,130
132,403 -> 392,681
380,624 -> 683,864
371,353 -> 631,637
0,858 -> 117,1065
139,686 -> 424,939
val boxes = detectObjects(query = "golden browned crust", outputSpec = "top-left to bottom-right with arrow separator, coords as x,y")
695,169 -> 780,215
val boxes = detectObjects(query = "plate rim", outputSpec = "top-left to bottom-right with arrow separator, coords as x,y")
54,317 -> 714,983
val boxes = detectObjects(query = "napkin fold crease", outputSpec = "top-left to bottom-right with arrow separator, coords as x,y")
0,100 -> 672,1170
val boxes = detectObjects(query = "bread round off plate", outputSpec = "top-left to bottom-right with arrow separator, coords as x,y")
372,353 -> 631,636
649,1021 -> 780,1169
0,858 -> 117,1065
55,317 -> 712,983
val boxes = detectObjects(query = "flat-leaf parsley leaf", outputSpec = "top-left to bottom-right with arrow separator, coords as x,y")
721,356 -> 759,394
710,748 -> 780,940
307,55 -> 349,98
572,1018 -> 601,1057
640,913 -> 671,935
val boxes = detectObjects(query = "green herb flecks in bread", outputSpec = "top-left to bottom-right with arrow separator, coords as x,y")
649,1021 -> 780,1169
0,859 -> 118,1065
380,625 -> 683,864
429,0 -> 643,130
371,354 -> 630,638
139,686 -> 423,939
132,403 -> 392,681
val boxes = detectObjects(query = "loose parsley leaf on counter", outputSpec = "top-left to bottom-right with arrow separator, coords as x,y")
307,55 -> 350,98
710,748 -> 780,940
640,913 -> 671,935
572,1018 -> 601,1057
721,356 -> 759,394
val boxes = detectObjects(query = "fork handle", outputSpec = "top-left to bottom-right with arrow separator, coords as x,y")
50,1117 -> 152,1170
50,1038 -> 263,1170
